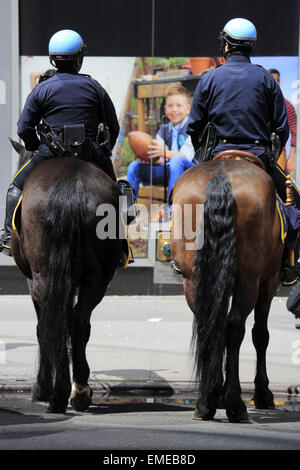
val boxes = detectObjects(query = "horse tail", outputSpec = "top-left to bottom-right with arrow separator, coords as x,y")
39,177 -> 86,375
191,172 -> 236,401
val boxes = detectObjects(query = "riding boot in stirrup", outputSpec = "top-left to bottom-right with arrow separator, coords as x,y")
118,179 -> 137,225
116,180 -> 136,266
0,184 -> 23,256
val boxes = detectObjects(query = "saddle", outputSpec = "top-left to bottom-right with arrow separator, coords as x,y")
213,150 -> 266,171
213,149 -> 289,241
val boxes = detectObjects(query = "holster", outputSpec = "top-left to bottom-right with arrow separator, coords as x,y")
192,122 -> 218,164
267,132 -> 281,168
37,119 -> 66,157
96,122 -> 111,156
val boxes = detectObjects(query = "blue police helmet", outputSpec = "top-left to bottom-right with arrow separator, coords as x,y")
220,18 -> 256,55
48,29 -> 86,60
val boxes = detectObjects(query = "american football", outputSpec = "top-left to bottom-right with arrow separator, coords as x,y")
128,131 -> 159,163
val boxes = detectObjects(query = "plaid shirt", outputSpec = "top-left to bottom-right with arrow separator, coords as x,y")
285,98 -> 297,147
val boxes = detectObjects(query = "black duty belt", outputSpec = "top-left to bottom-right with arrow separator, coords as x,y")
219,138 -> 270,147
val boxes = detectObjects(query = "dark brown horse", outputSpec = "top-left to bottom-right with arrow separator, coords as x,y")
170,157 -> 284,423
10,140 -> 124,413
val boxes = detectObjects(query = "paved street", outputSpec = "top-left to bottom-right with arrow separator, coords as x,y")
0,295 -> 299,451
0,393 -> 300,452
0,295 -> 299,388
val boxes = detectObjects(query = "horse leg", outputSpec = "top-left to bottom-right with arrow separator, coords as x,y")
28,281 -> 53,402
34,314 -> 54,401
70,307 -> 93,412
184,276 -> 224,421
223,283 -> 258,423
194,357 -> 223,421
47,346 -> 71,413
69,280 -> 106,412
252,277 -> 277,409
35,326 -> 70,413
28,277 -> 71,412
30,292 -> 71,413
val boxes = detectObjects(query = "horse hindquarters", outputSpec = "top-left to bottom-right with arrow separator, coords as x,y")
38,178 -> 87,413
192,173 -> 237,420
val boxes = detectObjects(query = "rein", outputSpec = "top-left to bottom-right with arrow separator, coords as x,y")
17,149 -> 35,172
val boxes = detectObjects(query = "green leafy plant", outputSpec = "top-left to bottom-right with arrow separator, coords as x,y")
117,136 -> 135,177
165,57 -> 189,69
141,57 -> 189,71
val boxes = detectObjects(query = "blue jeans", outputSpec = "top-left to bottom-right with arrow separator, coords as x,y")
127,156 -> 194,201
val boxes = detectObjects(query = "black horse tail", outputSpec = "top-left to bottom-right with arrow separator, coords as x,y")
191,172 -> 236,402
39,177 -> 86,376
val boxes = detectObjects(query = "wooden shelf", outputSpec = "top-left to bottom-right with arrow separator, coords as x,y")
132,74 -> 202,132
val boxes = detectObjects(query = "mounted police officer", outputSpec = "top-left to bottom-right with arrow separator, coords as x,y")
0,29 -> 135,256
187,17 -> 300,285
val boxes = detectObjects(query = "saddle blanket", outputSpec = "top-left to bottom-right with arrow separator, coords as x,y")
276,193 -> 288,244
276,193 -> 299,250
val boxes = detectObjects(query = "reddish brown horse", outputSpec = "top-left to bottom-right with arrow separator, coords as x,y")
170,157 -> 284,423
10,140 -> 124,413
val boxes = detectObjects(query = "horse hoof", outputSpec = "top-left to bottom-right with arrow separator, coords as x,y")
70,384 -> 93,412
32,394 -> 51,403
253,392 -> 275,410
32,383 -> 52,402
226,409 -> 252,423
193,406 -> 216,421
254,401 -> 275,410
46,396 -> 69,414
46,404 -> 67,414
70,393 -> 92,412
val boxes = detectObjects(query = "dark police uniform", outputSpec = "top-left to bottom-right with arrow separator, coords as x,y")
187,54 -> 300,207
14,72 -> 120,189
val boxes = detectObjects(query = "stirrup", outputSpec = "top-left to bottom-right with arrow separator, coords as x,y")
0,228 -> 11,255
170,258 -> 181,274
119,239 -> 135,268
120,248 -> 134,268
0,241 -> 12,257
128,250 -> 135,265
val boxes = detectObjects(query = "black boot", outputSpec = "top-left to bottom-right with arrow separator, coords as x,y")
118,179 -> 137,225
0,184 -> 23,256
282,263 -> 300,286
116,180 -> 136,266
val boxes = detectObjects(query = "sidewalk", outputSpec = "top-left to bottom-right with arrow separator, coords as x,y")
0,295 -> 299,393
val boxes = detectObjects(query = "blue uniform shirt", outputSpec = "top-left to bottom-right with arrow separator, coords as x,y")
17,72 -> 120,151
187,55 -> 289,157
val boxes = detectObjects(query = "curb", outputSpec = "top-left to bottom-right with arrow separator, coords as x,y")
0,380 -> 292,397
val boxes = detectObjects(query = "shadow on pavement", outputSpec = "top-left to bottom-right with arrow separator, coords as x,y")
248,407 -> 300,424
88,401 -> 193,415
0,406 -> 74,426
